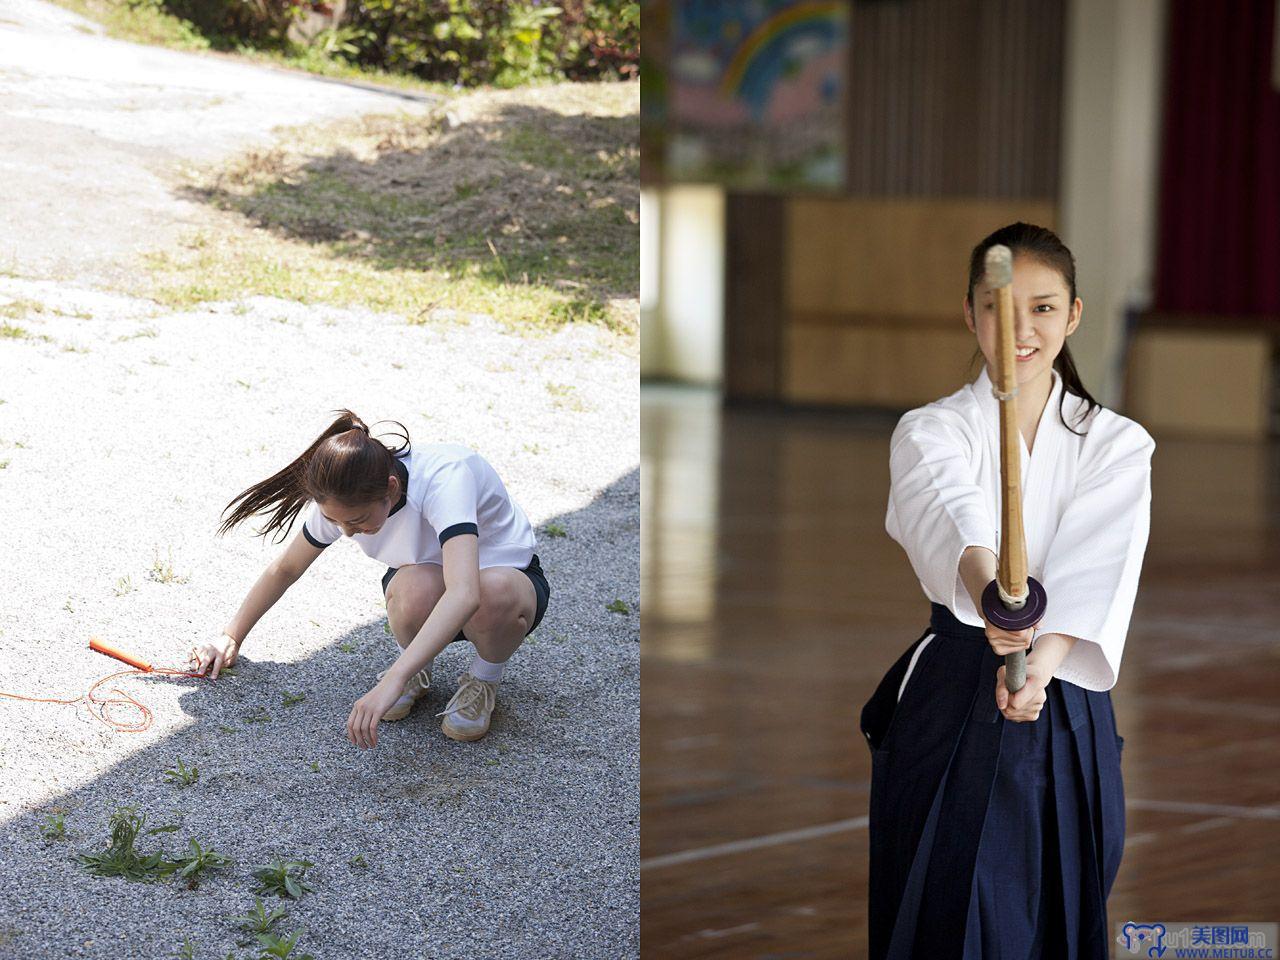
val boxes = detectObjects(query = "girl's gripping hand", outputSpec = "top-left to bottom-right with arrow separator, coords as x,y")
189,633 -> 239,679
983,619 -> 1038,657
994,661 -> 1050,723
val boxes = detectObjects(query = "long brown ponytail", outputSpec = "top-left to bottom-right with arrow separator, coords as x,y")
964,222 -> 1102,436
218,409 -> 411,543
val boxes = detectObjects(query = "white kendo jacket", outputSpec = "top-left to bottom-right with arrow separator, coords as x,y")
886,365 -> 1155,692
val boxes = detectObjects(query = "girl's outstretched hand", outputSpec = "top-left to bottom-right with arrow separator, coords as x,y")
189,633 -> 239,679
346,673 -> 404,750
994,662 -> 1050,723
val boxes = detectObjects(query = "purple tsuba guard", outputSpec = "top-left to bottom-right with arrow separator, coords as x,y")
981,576 -> 1047,631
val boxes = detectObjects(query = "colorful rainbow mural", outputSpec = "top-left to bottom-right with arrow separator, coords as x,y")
718,0 -> 845,101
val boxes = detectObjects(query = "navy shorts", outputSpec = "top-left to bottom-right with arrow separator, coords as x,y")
380,553 -> 550,644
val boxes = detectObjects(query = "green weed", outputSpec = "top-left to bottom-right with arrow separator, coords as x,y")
163,758 -> 199,788
254,930 -> 315,960
281,691 -> 305,708
148,548 -> 189,584
232,896 -> 289,935
243,706 -> 272,724
252,859 -> 314,900
114,575 -> 135,596
172,838 -> 233,890
40,813 -> 67,841
543,522 -> 567,538
77,806 -> 180,883
606,599 -> 630,615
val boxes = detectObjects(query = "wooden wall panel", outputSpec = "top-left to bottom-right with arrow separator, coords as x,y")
787,197 -> 1057,317
1126,330 -> 1272,438
784,325 -> 978,407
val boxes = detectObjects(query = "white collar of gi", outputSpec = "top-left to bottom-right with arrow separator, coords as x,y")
972,363 -> 1064,438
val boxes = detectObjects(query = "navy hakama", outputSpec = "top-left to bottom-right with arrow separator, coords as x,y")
860,604 -> 1126,960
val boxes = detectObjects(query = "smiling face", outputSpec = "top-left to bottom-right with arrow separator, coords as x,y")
317,473 -> 400,538
963,254 -> 1082,391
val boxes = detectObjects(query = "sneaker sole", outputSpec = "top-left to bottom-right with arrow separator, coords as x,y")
441,720 -> 489,742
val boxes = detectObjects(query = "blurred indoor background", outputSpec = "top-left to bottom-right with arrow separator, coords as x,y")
640,0 -> 1280,956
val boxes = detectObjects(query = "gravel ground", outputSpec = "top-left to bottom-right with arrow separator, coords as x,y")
0,281 -> 639,958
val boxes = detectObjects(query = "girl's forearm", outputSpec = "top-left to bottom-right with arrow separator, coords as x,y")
958,545 -> 998,611
224,565 -> 298,645
389,590 -> 480,682
1027,632 -> 1079,674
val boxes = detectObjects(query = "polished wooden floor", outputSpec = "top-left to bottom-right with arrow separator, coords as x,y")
641,384 -> 1280,958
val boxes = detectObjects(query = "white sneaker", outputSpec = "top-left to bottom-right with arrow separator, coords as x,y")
376,664 -> 432,722
436,671 -> 499,741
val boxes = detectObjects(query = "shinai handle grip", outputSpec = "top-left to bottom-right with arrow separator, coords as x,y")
89,637 -> 153,672
1004,650 -> 1027,693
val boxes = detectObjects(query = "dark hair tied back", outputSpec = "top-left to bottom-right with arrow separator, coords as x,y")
965,222 -> 1101,436
218,408 -> 411,543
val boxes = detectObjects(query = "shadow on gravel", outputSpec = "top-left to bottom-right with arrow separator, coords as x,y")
1,468 -> 639,959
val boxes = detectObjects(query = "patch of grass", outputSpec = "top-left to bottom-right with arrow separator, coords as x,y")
0,460 -> 9,470
243,706 -> 272,724
542,522 -> 567,538
176,938 -> 195,960
40,813 -> 67,841
606,599 -> 630,615
337,640 -> 357,653
163,758 -> 199,788
252,859 -> 314,900
347,853 -> 368,870
218,724 -> 238,734
114,575 -> 135,596
281,691 -> 305,708
61,343 -> 90,354
134,83 -> 638,335
148,548 -> 190,584
0,298 -> 48,321
546,382 -> 589,412
0,322 -> 53,343
77,805 -> 180,883
115,326 -> 158,342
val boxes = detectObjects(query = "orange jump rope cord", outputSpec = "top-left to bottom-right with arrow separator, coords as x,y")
0,640 -> 213,733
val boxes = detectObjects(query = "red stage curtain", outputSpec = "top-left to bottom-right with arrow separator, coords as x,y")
1155,0 -> 1280,316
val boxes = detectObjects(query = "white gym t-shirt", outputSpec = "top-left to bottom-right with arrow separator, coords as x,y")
301,443 -> 536,570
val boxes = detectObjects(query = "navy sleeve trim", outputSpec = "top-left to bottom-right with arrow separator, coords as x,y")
439,522 -> 478,546
303,523 -> 332,549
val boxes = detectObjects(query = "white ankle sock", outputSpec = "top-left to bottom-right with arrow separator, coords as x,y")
469,653 -> 506,683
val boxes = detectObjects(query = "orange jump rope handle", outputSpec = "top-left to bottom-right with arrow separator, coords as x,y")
89,637 -> 153,673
